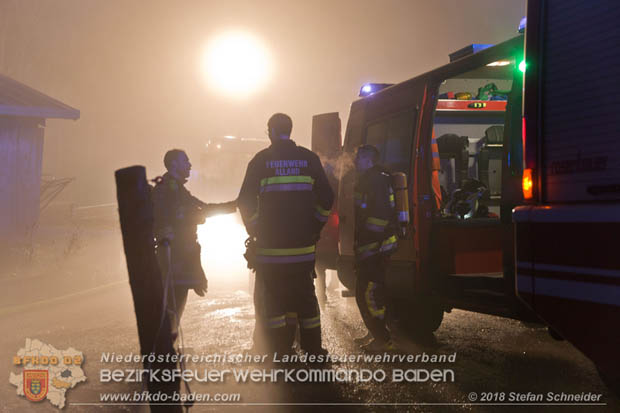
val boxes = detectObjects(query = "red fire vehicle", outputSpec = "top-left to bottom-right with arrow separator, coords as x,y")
314,33 -> 532,334
514,0 -> 620,390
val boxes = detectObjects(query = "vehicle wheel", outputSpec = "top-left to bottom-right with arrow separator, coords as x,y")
337,266 -> 356,291
396,299 -> 444,335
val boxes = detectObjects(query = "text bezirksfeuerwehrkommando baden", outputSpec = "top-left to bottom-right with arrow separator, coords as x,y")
100,367 -> 455,384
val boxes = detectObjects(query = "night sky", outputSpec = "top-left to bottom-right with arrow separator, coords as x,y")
0,0 -> 525,204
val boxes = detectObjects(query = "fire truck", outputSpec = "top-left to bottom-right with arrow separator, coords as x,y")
514,0 -> 620,390
196,135 -> 270,201
313,32 -> 531,334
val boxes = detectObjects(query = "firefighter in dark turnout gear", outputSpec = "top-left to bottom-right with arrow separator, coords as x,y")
353,144 -> 398,352
238,113 -> 334,355
152,149 -> 236,342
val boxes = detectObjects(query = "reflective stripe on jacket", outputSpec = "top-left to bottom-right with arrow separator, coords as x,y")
354,165 -> 398,261
238,139 -> 334,268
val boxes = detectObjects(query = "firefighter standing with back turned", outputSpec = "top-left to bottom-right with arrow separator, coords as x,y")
152,149 -> 237,343
238,113 -> 334,356
353,144 -> 399,352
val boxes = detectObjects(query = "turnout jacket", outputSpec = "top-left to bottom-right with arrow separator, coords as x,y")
238,139 -> 334,269
354,165 -> 398,261
152,172 -> 236,287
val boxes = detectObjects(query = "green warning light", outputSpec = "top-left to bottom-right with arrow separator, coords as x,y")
519,60 -> 526,73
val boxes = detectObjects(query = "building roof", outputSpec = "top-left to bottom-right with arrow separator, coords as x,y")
0,73 -> 80,120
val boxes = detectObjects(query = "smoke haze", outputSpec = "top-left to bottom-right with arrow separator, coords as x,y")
0,0 -> 525,205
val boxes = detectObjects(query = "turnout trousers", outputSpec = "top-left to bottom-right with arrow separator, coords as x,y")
355,254 -> 390,343
252,271 -> 269,352
260,267 -> 322,354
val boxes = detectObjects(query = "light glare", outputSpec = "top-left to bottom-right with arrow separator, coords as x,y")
197,214 -> 248,287
487,60 -> 511,66
203,31 -> 272,98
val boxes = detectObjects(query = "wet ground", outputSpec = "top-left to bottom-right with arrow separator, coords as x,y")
2,277 -> 618,413
1,221 -> 618,412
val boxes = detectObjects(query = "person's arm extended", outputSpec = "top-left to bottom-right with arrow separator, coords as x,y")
196,198 -> 237,218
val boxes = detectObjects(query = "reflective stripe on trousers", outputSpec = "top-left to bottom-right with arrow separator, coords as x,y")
300,315 -> 321,329
285,312 -> 298,325
365,282 -> 385,319
267,315 -> 286,329
256,245 -> 316,264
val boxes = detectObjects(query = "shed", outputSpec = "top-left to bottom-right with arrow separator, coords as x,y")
0,73 -> 79,242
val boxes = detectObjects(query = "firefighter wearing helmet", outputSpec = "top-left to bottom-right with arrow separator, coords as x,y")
353,144 -> 399,352
238,113 -> 334,356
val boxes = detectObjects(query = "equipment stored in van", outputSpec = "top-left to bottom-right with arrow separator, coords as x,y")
312,33 -> 531,334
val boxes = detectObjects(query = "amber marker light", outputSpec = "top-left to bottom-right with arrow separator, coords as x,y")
523,168 -> 533,200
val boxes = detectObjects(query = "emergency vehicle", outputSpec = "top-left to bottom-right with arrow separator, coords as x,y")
314,33 -> 529,334
514,0 -> 620,390
197,135 -> 269,201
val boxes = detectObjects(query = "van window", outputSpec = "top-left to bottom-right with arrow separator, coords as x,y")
365,109 -> 416,177
431,58 -> 517,219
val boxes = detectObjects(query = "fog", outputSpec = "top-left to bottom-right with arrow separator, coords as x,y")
1,0 -> 524,206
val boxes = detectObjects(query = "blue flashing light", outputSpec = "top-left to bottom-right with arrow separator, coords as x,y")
518,17 -> 527,33
472,44 -> 494,54
359,83 -> 394,97
449,44 -> 494,62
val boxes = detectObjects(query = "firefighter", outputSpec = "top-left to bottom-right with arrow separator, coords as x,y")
238,113 -> 334,356
152,149 -> 237,342
353,144 -> 398,352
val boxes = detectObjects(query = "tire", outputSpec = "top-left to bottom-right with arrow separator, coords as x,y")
396,299 -> 444,336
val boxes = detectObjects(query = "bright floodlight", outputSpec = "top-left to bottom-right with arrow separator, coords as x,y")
203,31 -> 272,98
197,214 -> 248,287
362,84 -> 372,93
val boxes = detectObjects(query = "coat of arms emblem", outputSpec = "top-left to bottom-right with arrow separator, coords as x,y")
23,370 -> 48,402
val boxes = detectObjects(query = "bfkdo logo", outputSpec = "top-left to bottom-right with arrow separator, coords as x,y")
9,339 -> 87,409
24,370 -> 49,402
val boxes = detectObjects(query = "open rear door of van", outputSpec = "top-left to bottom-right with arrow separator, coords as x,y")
311,112 -> 342,270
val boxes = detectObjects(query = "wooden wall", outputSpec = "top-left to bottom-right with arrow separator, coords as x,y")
0,116 -> 44,242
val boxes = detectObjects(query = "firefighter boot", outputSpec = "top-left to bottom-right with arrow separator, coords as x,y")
269,326 -> 292,358
300,326 -> 328,360
247,318 -> 269,354
354,332 -> 373,345
284,312 -> 300,351
361,338 -> 396,353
